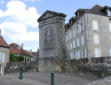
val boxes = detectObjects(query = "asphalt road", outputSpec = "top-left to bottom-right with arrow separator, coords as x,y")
0,72 -> 97,85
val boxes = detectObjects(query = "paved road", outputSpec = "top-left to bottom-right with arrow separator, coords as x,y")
0,72 -> 97,85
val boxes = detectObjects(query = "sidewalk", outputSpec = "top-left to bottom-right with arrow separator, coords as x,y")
0,72 -> 97,85
0,74 -> 48,85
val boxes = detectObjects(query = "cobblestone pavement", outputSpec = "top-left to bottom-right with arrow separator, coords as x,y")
0,72 -> 98,85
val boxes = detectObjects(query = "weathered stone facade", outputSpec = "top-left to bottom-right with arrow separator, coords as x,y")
38,10 -> 66,72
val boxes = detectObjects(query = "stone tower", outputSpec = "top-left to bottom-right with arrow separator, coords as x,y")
38,10 -> 66,72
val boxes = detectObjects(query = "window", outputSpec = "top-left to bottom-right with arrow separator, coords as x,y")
67,44 -> 70,50
109,24 -> 111,32
73,41 -> 76,48
72,29 -> 74,37
78,25 -> 81,34
94,34 -> 99,44
82,50 -> 85,58
82,22 -> 85,31
109,49 -> 111,56
95,48 -> 101,57
77,27 -> 79,34
77,38 -> 80,47
65,36 -> 67,41
70,42 -> 72,50
0,52 -> 5,63
77,12 -> 79,18
70,32 -> 72,39
81,36 -> 85,46
75,27 -> 78,36
93,20 -> 98,30
108,9 -> 111,16
74,51 -> 76,58
67,44 -> 68,49
77,51 -> 80,59
84,49 -> 87,58
69,44 -> 70,50
82,49 -> 87,58
70,53 -> 73,59
78,51 -> 80,59
70,53 -> 72,59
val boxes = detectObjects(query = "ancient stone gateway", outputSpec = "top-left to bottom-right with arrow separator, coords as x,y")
38,10 -> 66,72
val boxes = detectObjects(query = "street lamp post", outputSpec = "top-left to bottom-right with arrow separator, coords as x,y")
19,65 -> 23,80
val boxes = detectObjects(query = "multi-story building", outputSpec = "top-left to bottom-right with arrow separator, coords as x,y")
65,5 -> 111,60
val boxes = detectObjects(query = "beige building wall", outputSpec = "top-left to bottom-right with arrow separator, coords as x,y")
87,13 -> 110,58
0,47 -> 9,76
65,13 -> 111,59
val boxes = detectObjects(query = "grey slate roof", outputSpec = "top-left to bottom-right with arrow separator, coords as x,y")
38,10 -> 66,22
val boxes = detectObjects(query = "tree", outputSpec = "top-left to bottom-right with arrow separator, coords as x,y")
10,53 -> 18,62
10,53 -> 24,62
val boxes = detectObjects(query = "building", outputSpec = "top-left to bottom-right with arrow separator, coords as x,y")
38,10 -> 66,72
0,30 -> 9,76
9,43 -> 33,62
32,50 -> 38,61
38,5 -> 111,72
65,5 -> 111,60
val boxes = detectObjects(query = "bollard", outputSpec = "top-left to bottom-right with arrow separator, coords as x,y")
51,72 -> 54,85
19,65 -> 23,80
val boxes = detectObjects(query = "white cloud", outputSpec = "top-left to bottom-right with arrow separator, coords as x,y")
0,10 -> 4,17
0,0 -> 40,51
24,0 -> 43,2
11,32 -> 39,42
2,0 -> 40,27
0,22 -> 27,33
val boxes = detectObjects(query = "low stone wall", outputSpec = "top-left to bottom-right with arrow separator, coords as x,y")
66,57 -> 111,77
5,61 -> 38,74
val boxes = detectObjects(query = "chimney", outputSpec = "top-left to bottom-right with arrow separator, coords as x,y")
21,43 -> 24,49
0,29 -> 1,36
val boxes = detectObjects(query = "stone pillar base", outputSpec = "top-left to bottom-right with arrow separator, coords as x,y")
39,58 -> 62,72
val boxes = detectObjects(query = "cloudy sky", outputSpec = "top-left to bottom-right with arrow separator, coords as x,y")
0,0 -> 110,51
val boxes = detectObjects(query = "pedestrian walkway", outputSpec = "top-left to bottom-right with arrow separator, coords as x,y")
86,76 -> 111,85
0,74 -> 48,85
0,72 -> 97,85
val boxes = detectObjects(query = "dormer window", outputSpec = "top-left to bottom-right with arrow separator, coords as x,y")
107,9 -> 111,16
77,12 -> 79,18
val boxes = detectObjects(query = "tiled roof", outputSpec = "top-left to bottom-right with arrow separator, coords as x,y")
32,52 -> 38,56
21,49 -> 33,57
10,43 -> 38,58
38,10 -> 66,22
9,43 -> 19,48
10,48 -> 22,54
10,48 -> 33,57
65,4 -> 111,31
88,5 -> 102,13
0,36 -> 9,48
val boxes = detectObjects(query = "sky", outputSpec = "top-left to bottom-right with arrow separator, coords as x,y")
0,0 -> 111,51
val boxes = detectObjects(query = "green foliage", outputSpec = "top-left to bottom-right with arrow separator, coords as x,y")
10,53 -> 24,62
10,53 -> 18,62
18,55 -> 24,61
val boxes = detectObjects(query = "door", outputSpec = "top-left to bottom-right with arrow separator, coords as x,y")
0,65 -> 1,76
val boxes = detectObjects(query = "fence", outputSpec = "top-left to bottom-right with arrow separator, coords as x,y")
5,61 -> 38,74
